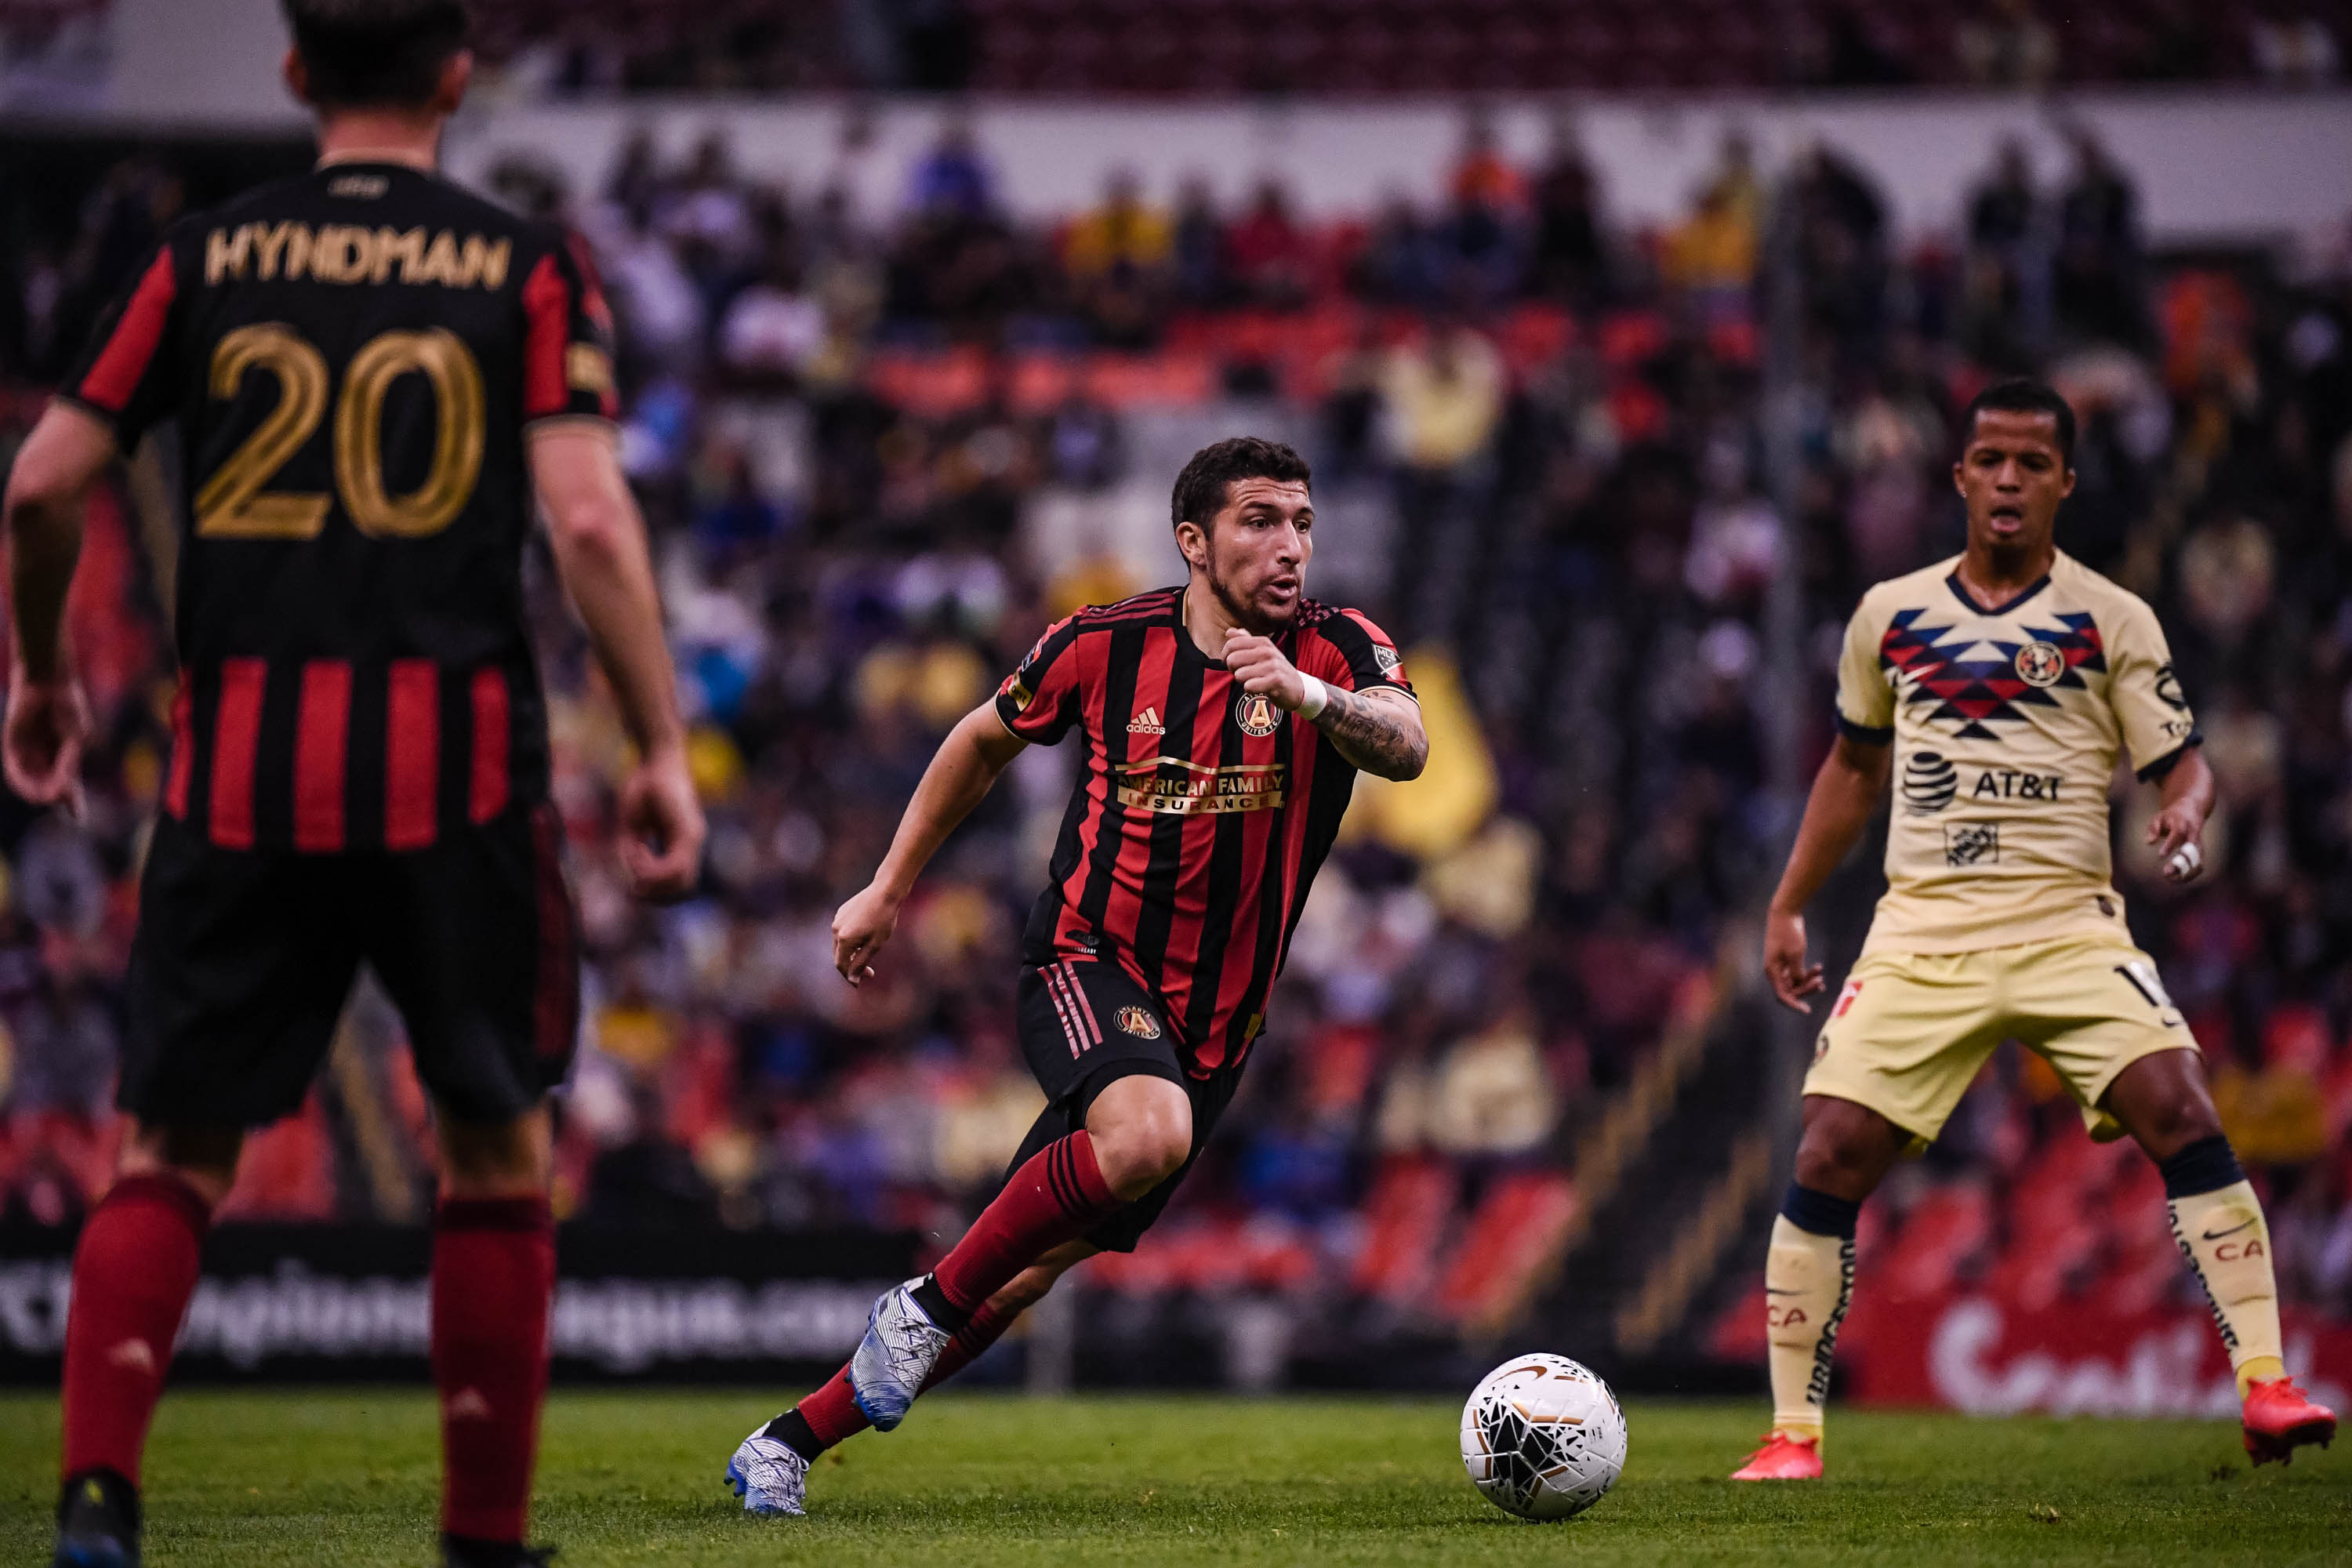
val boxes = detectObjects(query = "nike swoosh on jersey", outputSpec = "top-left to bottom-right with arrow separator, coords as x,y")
2200,1218 -> 2256,1241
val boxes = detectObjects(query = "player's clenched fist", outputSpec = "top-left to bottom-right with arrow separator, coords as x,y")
1764,906 -> 1826,1014
619,743 -> 706,902
2,672 -> 91,818
1222,628 -> 1308,710
833,883 -> 902,985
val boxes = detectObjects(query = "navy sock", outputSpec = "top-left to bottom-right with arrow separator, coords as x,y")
1781,1182 -> 1861,1240
2158,1134 -> 2245,1200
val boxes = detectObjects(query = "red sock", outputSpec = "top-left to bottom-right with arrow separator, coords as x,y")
932,1132 -> 1116,1313
60,1174 -> 212,1485
795,1367 -> 866,1447
432,1196 -> 554,1544
789,1291 -> 1029,1454
928,1294 -> 1022,1387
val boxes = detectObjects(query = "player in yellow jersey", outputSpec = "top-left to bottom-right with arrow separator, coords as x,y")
1730,379 -> 2336,1481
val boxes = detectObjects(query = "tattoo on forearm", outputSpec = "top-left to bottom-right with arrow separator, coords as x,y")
1314,686 -> 1428,780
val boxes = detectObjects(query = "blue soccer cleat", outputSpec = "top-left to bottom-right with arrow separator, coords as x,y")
725,1430 -> 809,1516
848,1277 -> 952,1432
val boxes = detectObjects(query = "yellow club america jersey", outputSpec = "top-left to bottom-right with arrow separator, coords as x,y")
1835,550 -> 2201,956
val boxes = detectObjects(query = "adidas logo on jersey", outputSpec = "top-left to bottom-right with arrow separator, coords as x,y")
1127,707 -> 1166,735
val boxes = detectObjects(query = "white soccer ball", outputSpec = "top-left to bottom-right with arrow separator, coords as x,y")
1459,1352 -> 1628,1521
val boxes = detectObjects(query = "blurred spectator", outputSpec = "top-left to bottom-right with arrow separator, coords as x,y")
2252,12 -> 2342,85
1662,183 -> 1758,312
1526,129 -> 1606,308
1958,0 -> 2060,89
1964,138 -> 2047,366
1169,176 -> 1229,307
906,115 -> 997,221
1225,180 -> 1313,312
2055,129 -> 2147,347
1792,143 -> 1889,368
1382,322 -> 1504,474
1062,169 -> 1173,347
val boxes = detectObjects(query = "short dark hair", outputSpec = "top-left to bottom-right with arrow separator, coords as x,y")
1170,437 -> 1311,532
1962,377 -> 2076,464
284,0 -> 469,110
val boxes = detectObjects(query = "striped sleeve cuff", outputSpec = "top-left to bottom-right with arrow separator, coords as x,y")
2136,730 -> 2203,782
1834,711 -> 1893,746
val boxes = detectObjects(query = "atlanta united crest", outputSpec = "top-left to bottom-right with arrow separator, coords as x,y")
1114,1004 -> 1162,1039
1235,691 -> 1281,737
2013,639 -> 2065,688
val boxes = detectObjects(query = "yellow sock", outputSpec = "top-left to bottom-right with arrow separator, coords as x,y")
2166,1179 -> 2285,1401
1765,1214 -> 1853,1443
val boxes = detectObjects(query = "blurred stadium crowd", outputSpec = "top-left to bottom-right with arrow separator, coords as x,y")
1,101 -> 2350,1356
468,0 -> 2352,95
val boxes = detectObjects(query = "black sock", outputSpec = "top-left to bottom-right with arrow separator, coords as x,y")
760,1407 -> 826,1462
909,1272 -> 971,1335
440,1533 -> 543,1568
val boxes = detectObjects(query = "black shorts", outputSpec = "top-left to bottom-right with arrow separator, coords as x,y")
1010,956 -> 1240,1253
122,803 -> 580,1129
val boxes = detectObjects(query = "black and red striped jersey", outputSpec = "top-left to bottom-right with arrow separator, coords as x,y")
995,587 -> 1414,1076
57,160 -> 618,852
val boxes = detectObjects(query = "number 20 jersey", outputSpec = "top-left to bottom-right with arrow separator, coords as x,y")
60,160 -> 618,853
1834,549 -> 2201,958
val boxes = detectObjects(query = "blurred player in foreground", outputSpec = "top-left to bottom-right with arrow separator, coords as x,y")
1734,379 -> 2335,1481
724,437 -> 1428,1515
9,3 -> 704,1563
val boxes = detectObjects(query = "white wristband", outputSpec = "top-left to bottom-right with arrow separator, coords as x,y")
1295,673 -> 1329,720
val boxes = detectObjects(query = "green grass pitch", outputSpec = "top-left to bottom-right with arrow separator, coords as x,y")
3,1389 -> 2346,1565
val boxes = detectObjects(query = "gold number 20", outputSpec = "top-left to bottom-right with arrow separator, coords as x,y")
197,323 -> 485,541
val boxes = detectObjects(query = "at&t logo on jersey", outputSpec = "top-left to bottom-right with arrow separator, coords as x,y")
1900,752 -> 1956,814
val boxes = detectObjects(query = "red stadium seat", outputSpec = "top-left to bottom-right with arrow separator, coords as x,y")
1348,1156 -> 1459,1304
1878,1183 -> 1994,1301
1428,1170 -> 1578,1327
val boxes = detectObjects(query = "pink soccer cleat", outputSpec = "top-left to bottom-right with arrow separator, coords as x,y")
2242,1376 -> 2336,1467
1730,1432 -> 1824,1481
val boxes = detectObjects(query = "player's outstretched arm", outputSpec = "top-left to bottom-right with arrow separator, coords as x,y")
2145,744 -> 2216,883
1221,627 -> 1428,780
1765,734 -> 1891,1013
833,702 -> 1028,985
528,423 -> 705,900
1,402 -> 115,811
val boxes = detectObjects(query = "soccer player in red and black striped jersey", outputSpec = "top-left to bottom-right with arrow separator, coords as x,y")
7,5 -> 704,1566
726,437 -> 1427,1515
